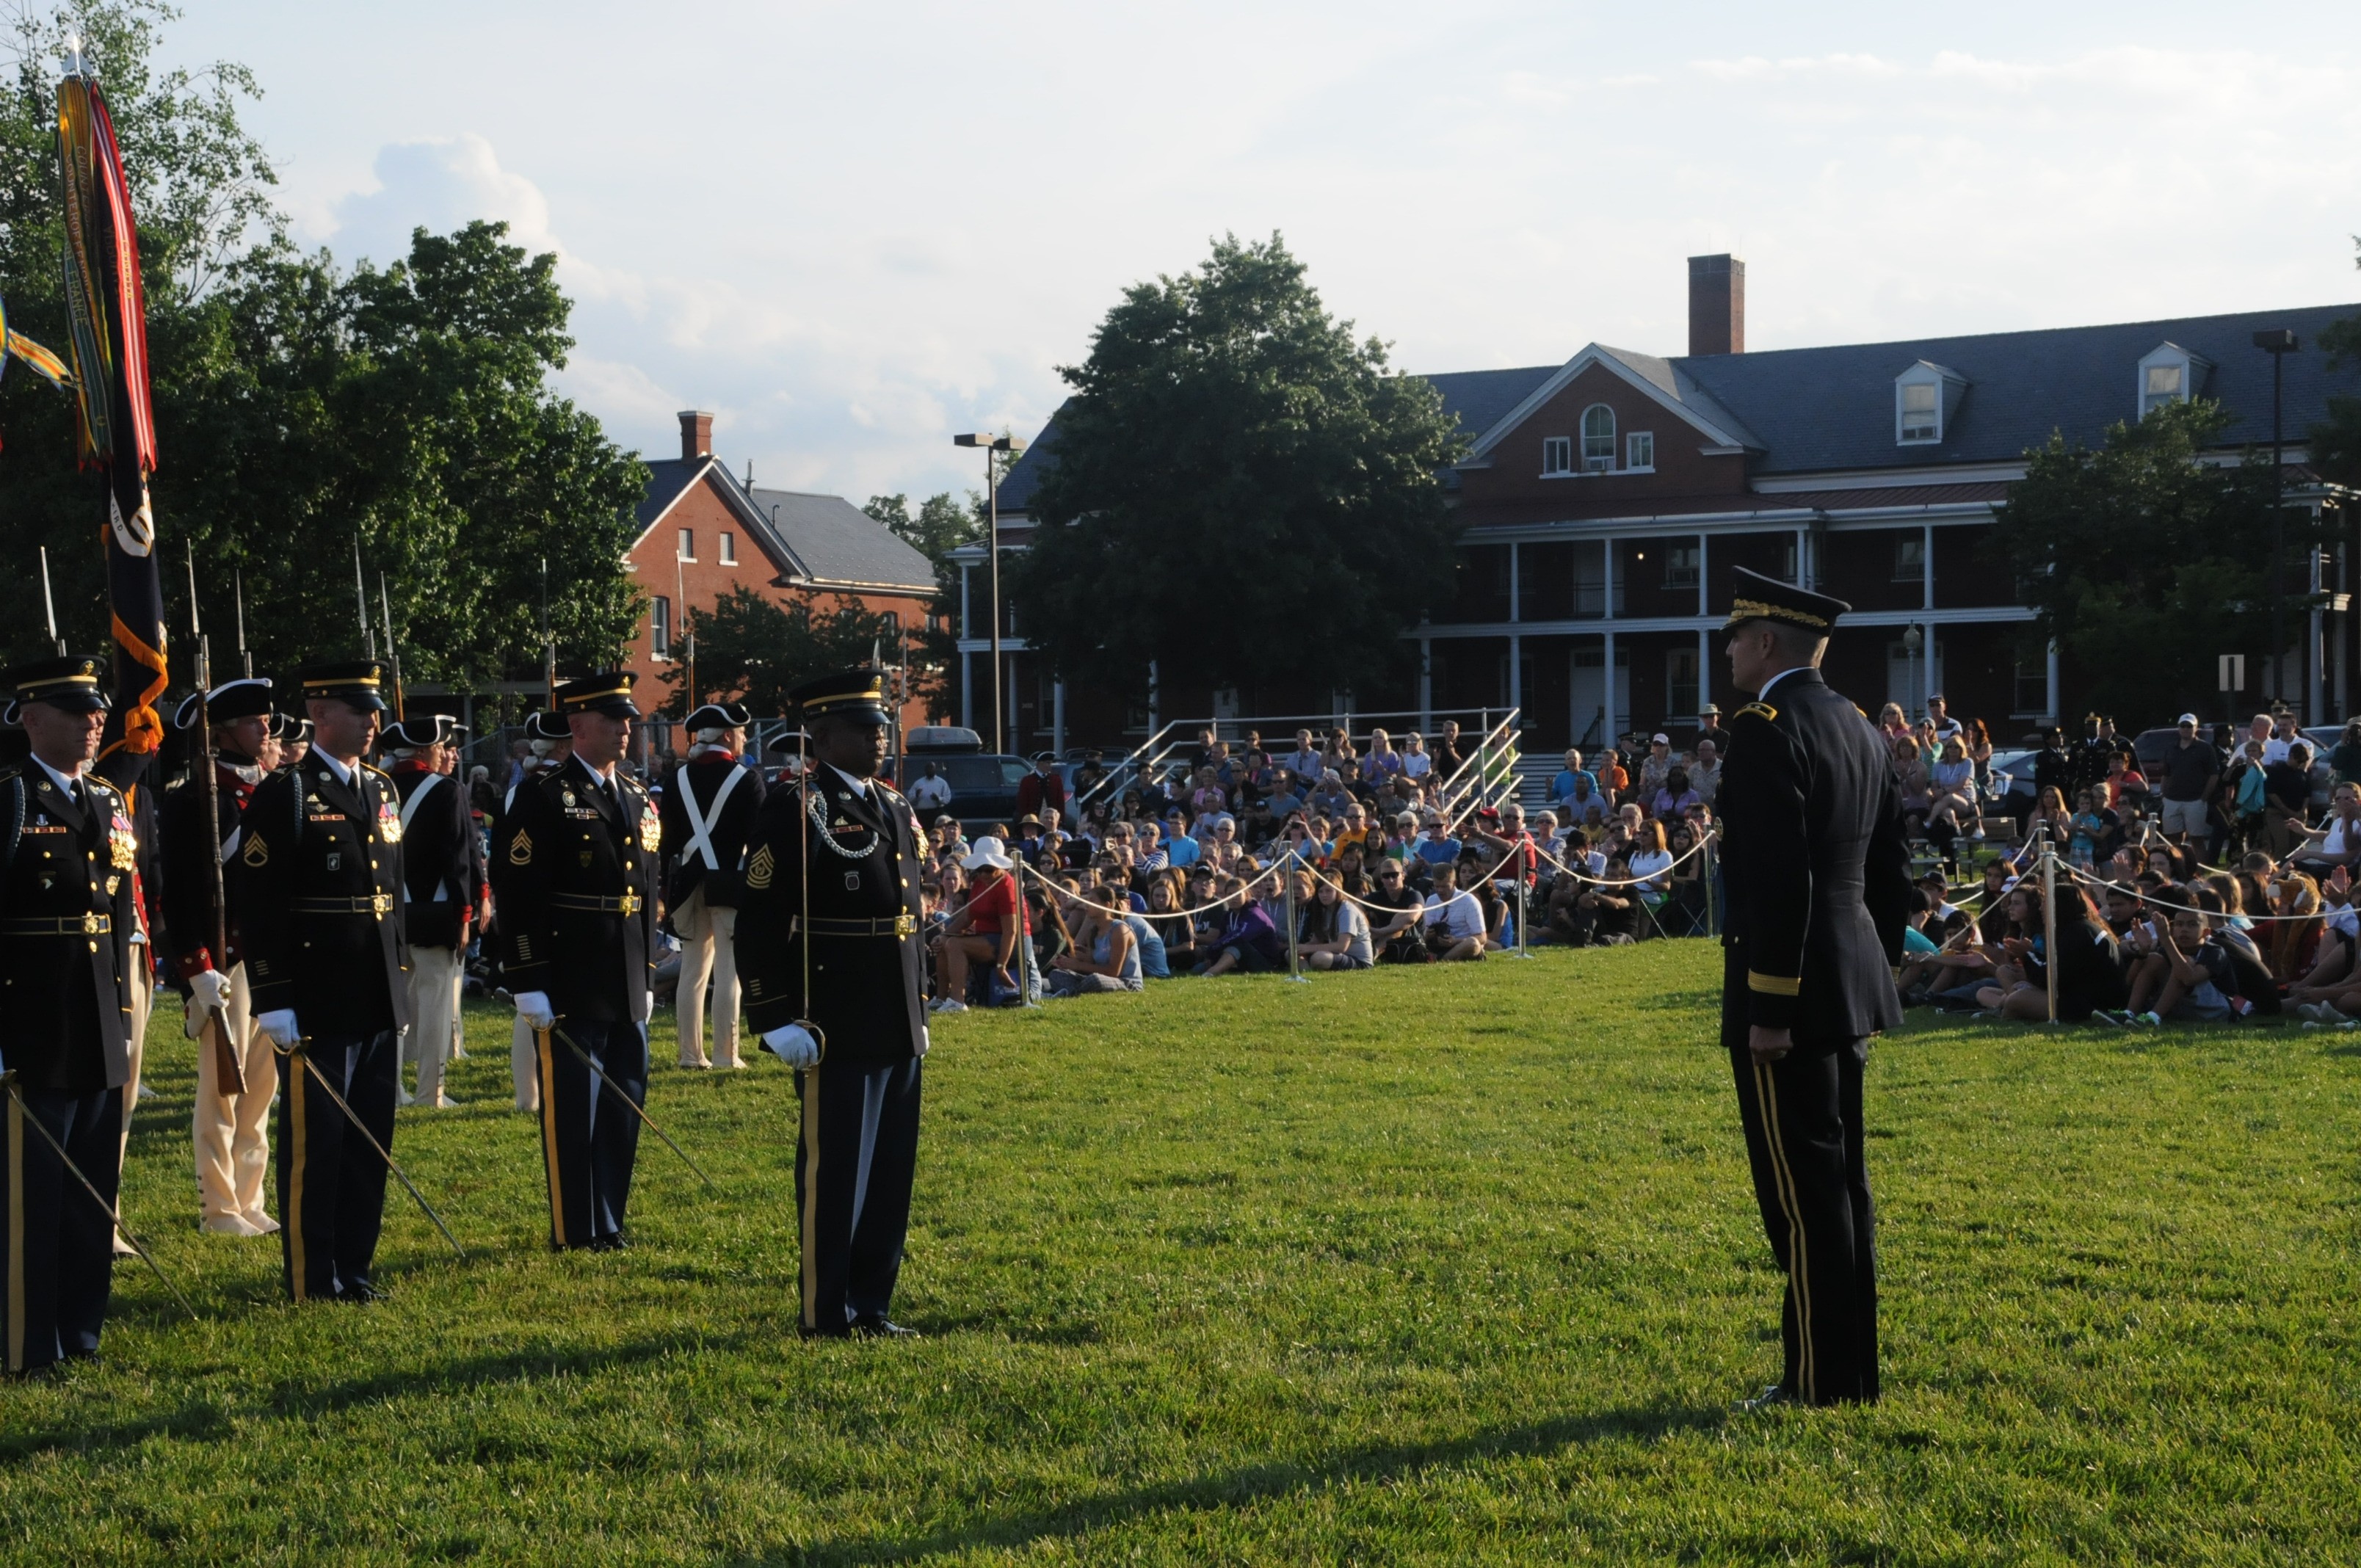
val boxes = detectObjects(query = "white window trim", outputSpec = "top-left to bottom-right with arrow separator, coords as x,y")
677,526 -> 696,563
1541,435 -> 1573,477
2136,341 -> 2212,421
1625,430 -> 1655,473
1893,360 -> 1966,448
718,530 -> 736,565
1580,404 -> 1617,472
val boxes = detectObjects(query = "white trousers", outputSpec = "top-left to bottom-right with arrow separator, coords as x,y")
192,961 -> 277,1224
672,888 -> 741,1067
405,944 -> 465,1103
512,1015 -> 540,1113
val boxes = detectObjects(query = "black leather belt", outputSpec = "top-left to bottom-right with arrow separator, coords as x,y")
550,891 -> 646,916
291,894 -> 395,917
4,914 -> 111,936
792,914 -> 916,938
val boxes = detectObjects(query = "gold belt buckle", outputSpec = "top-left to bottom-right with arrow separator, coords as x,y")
893,912 -> 916,938
620,891 -> 644,917
81,911 -> 101,936
371,892 -> 394,918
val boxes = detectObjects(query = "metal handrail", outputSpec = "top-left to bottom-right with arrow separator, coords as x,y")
1436,708 -> 1522,831
1069,719 -> 1186,815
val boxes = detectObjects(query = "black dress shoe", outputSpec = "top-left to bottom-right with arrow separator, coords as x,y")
1734,1383 -> 1791,1412
589,1233 -> 632,1252
342,1280 -> 388,1305
851,1318 -> 920,1340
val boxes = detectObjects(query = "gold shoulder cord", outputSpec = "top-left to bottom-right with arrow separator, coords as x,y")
795,729 -> 826,1065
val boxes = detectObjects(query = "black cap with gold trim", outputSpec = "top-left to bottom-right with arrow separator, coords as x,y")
554,671 -> 640,719
1722,566 -> 1850,635
788,666 -> 891,727
295,660 -> 389,712
7,654 -> 112,714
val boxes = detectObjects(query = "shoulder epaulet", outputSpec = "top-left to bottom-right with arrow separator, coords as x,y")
1853,704 -> 1868,720
1736,701 -> 1778,722
362,762 -> 394,782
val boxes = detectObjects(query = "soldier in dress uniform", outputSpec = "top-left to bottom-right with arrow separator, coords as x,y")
492,711 -> 571,1114
160,676 -> 280,1237
736,667 -> 929,1338
0,656 -> 142,1371
242,661 -> 412,1304
660,701 -> 764,1070
1717,567 -> 1913,1408
498,675 -> 661,1251
382,716 -> 474,1108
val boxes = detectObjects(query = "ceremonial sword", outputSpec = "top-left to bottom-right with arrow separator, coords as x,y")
1,1071 -> 193,1318
542,1020 -> 717,1191
280,1040 -> 465,1260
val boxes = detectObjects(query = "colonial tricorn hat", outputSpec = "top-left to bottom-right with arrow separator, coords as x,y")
173,676 -> 274,730
685,701 -> 752,732
268,711 -> 313,745
523,710 -> 571,741
384,714 -> 459,750
554,671 -> 639,719
295,660 -> 388,712
6,654 -> 111,716
1722,566 -> 1849,634
788,667 -> 889,726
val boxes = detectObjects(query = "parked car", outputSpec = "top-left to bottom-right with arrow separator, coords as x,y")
891,727 -> 1037,832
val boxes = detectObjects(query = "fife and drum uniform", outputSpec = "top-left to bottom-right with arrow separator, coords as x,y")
491,710 -> 571,1112
735,668 -> 929,1337
241,662 -> 413,1303
498,676 -> 661,1251
159,678 -> 279,1235
385,716 -> 474,1108
660,702 -> 765,1070
0,656 -> 142,1371
1717,569 -> 1913,1407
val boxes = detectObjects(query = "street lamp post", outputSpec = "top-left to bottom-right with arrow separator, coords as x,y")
2255,328 -> 2300,705
955,432 -> 1027,755
1902,623 -> 1923,720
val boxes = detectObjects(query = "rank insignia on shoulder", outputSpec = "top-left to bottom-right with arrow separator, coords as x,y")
745,843 -> 775,890
243,835 -> 269,867
508,831 -> 533,865
1737,701 -> 1778,722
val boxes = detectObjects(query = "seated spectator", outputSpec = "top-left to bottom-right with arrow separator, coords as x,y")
1626,818 -> 1675,901
1133,819 -> 1171,872
1573,855 -> 1641,946
1924,736 -> 1979,870
1365,860 -> 1428,962
1892,737 -> 1932,833
1549,749 -> 1595,811
1188,766 -> 1230,819
1412,815 -> 1462,877
2265,741 -> 2313,859
1688,740 -> 1723,809
1399,732 -> 1432,781
1198,883 -> 1288,976
1636,734 -> 1675,799
1294,876 -> 1373,971
2292,780 -> 2361,873
1264,770 -> 1305,821
1650,766 -> 1700,820
2067,788 -> 2111,870
1331,841 -> 1373,898
1145,872 -> 1198,972
1044,882 -> 1144,996
1364,728 -> 1404,783
1596,747 -> 1630,805
2118,895 -> 2236,1025
2264,869 -> 2323,983
1161,809 -> 1200,868
1876,702 -> 1910,743
1421,860 -> 1488,961
2103,751 -> 2150,817
1559,769 -> 1611,827
1309,769 -> 1354,821
932,838 -> 1024,1013
1976,885 -> 2123,1023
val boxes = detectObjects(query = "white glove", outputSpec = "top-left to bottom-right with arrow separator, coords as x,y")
182,968 -> 231,1040
257,1009 -> 300,1048
512,991 -> 554,1031
762,1024 -> 819,1068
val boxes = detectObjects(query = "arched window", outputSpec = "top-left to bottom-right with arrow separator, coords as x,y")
1580,404 -> 1617,470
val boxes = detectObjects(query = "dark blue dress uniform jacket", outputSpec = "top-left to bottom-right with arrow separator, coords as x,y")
239,753 -> 412,1037
496,756 -> 661,1026
0,767 -> 138,1092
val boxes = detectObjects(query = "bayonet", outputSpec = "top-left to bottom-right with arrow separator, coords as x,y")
38,546 -> 62,656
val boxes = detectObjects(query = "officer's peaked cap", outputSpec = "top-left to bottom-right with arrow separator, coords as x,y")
554,672 -> 639,719
1722,566 -> 1849,635
295,660 -> 389,712
789,667 -> 889,726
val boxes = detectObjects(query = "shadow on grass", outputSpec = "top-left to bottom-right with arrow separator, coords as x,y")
772,1401 -> 1725,1566
0,1327 -> 752,1461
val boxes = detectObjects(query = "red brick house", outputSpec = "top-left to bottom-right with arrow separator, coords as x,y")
625,411 -> 935,728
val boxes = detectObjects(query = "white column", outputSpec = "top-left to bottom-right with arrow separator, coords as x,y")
959,565 -> 974,730
1601,537 -> 1619,741
2310,531 -> 2326,725
1697,531 -> 1712,719
2045,638 -> 2061,727
1508,633 -> 1523,717
1148,659 -> 1161,736
1052,678 -> 1066,758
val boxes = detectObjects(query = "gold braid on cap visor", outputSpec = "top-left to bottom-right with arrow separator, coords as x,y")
1724,598 -> 1831,631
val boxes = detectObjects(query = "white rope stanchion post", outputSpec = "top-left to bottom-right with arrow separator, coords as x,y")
1283,850 -> 1308,984
1016,878 -> 1042,1009
2042,840 -> 2059,1026
1507,858 -> 1534,959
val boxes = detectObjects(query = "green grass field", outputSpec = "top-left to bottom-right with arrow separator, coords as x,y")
1,942 -> 2357,1564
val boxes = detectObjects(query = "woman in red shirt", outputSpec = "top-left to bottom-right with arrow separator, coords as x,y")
932,839 -> 1026,1012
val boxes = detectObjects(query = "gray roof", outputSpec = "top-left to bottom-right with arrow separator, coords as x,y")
993,301 -> 2361,507
636,457 -> 934,594
739,482 -> 935,593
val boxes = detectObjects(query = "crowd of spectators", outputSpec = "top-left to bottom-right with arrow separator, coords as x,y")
903,719 -> 1730,1009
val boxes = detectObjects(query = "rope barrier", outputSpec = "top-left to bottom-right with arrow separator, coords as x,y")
2058,861 -> 2345,925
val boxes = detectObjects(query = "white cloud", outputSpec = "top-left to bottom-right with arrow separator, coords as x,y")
324,134 -> 560,269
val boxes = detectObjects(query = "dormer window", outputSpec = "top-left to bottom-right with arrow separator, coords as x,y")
1581,404 -> 1616,471
2136,343 -> 2210,418
1893,360 -> 1966,446
1542,436 -> 1573,476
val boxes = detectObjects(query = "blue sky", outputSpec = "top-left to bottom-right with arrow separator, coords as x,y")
169,1 -> 2361,502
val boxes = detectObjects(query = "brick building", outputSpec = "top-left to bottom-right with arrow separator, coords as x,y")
627,411 -> 935,727
975,261 -> 2360,749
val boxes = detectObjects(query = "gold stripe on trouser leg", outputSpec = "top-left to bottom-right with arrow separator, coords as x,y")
7,1095 -> 24,1373
799,1066 -> 821,1331
288,1053 -> 309,1302
537,1028 -> 564,1246
1755,1059 -> 1815,1401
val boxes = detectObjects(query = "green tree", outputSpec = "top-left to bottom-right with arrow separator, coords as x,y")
0,3 -> 643,689
1009,233 -> 1464,702
2313,236 -> 2361,485
1987,399 -> 2284,725
863,490 -> 976,719
664,584 -> 897,718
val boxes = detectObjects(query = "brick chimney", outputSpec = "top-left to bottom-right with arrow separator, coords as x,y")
678,410 -> 714,462
1687,254 -> 1745,357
